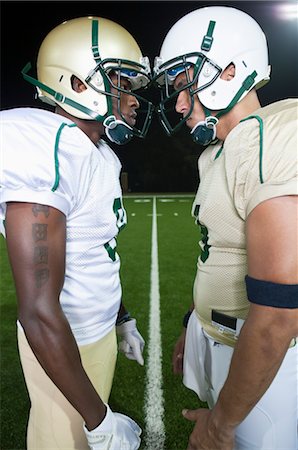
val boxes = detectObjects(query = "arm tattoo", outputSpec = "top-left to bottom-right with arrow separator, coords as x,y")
32,206 -> 50,288
32,204 -> 50,218
35,268 -> 49,288
32,223 -> 48,242
34,246 -> 48,264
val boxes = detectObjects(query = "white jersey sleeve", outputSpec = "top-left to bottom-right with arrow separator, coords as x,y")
0,108 -> 94,218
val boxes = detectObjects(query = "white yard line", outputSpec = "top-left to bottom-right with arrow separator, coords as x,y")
144,196 -> 165,450
123,193 -> 194,199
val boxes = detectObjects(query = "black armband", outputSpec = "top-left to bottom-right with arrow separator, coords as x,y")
183,310 -> 192,328
116,311 -> 131,326
245,275 -> 298,309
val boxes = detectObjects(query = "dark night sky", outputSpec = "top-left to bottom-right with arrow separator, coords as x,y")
1,1 -> 298,192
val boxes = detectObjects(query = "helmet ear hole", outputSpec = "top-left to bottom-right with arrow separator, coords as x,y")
221,63 -> 235,81
71,75 -> 87,93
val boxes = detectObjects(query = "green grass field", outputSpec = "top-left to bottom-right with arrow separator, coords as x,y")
0,195 -> 207,450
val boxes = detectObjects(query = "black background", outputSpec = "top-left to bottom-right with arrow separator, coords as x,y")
1,1 -> 298,192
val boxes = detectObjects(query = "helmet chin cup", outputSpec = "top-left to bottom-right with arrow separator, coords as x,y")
190,116 -> 218,146
103,116 -> 134,145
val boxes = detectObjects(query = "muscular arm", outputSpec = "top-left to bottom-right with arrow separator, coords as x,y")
213,196 -> 298,426
185,196 -> 298,448
6,202 -> 106,430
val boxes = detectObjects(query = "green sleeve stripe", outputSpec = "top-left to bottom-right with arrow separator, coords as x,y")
240,115 -> 264,184
51,123 -> 77,192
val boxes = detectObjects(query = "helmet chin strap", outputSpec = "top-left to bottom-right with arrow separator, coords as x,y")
103,115 -> 134,145
190,116 -> 218,146
190,71 -> 258,146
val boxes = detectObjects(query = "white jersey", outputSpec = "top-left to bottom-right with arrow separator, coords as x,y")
191,99 -> 298,346
0,107 -> 127,345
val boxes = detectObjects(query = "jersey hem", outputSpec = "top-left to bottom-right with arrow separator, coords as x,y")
0,188 -> 70,216
246,178 -> 298,216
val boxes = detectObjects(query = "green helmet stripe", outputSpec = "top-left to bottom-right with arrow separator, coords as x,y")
91,19 -> 101,62
201,20 -> 216,51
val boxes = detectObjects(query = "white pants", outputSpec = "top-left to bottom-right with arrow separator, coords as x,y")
183,311 -> 298,450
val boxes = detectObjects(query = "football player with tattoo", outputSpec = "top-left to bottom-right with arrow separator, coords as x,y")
0,16 -> 153,450
154,6 -> 298,450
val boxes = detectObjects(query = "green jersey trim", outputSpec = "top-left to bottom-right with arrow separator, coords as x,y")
51,123 -> 77,192
240,114 -> 264,184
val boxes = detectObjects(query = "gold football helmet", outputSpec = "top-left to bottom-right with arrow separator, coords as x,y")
22,16 -> 153,144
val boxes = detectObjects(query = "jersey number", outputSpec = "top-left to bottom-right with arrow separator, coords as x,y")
104,198 -> 127,261
193,204 -> 211,263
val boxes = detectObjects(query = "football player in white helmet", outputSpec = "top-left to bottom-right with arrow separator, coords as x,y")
154,6 -> 298,450
0,16 -> 151,450
154,5 -> 270,146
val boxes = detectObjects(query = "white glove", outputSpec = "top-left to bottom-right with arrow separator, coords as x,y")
116,319 -> 145,366
83,404 -> 141,450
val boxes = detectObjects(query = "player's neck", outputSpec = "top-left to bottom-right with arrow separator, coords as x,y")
217,90 -> 261,141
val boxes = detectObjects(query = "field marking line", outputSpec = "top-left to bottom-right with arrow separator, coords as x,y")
123,194 -> 194,199
144,196 -> 165,450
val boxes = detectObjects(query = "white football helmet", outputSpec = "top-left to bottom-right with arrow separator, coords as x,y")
22,16 -> 154,144
154,6 -> 271,143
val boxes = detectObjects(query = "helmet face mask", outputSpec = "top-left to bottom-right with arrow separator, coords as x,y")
22,16 -> 154,141
154,53 -> 221,135
154,6 -> 271,138
84,56 -> 154,139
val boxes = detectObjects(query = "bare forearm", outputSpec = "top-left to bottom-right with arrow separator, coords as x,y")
6,203 -> 106,430
212,312 -> 292,428
21,309 -> 105,430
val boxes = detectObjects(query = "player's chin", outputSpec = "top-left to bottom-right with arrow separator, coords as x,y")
185,117 -> 194,130
126,116 -> 137,127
